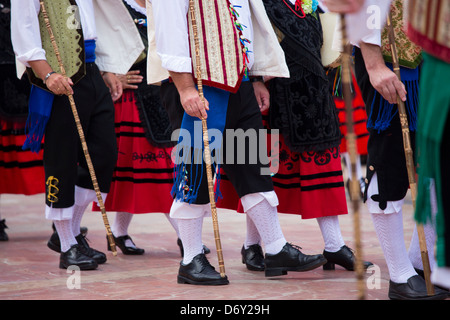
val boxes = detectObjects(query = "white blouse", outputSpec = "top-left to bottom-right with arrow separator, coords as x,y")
150,0 -> 254,74
11,0 -> 97,66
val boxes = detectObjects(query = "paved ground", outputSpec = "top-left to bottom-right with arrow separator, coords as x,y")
1,187 -> 433,303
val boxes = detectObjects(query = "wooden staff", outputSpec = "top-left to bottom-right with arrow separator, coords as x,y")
386,12 -> 434,295
339,14 -> 365,300
188,0 -> 226,278
39,0 -> 117,256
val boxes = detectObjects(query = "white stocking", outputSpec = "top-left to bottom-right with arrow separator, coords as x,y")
112,212 -> 135,248
245,198 -> 286,255
164,213 -> 180,238
371,211 -> 417,283
178,216 -> 204,264
53,219 -> 77,253
245,214 -> 261,249
316,216 -> 345,252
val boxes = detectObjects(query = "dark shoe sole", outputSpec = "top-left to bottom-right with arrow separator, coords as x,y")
177,275 -> 229,286
242,258 -> 265,271
265,256 -> 327,277
389,292 -> 448,300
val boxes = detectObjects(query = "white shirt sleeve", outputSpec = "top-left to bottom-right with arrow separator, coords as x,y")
151,0 -> 192,73
11,0 -> 46,67
345,0 -> 391,46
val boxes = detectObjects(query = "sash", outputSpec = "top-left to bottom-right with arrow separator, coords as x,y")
23,40 -> 96,153
366,64 -> 419,132
406,0 -> 450,64
171,84 -> 231,203
171,1 -> 250,203
187,0 -> 246,93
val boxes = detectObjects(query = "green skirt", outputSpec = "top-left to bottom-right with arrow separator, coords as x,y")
415,53 -> 450,267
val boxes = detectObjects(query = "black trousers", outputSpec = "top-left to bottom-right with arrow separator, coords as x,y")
43,63 -> 117,208
160,81 -> 273,205
354,47 -> 414,210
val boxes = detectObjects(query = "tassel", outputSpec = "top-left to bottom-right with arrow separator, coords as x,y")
367,64 -> 419,132
22,85 -> 54,153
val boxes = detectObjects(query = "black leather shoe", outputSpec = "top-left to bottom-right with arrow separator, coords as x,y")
76,234 -> 107,264
177,238 -> 210,257
241,244 -> 265,271
107,234 -> 145,255
323,245 -> 373,271
59,244 -> 98,270
264,243 -> 327,277
47,227 -> 89,253
0,219 -> 9,241
414,268 -> 450,295
177,253 -> 229,285
47,231 -> 61,252
389,275 -> 449,300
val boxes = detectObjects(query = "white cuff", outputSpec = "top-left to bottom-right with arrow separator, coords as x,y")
366,172 -> 404,214
159,53 -> 192,74
169,200 -> 211,219
16,48 -> 47,68
45,205 -> 74,221
240,191 -> 279,213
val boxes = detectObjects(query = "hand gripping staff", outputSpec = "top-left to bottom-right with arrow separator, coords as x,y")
386,12 -> 434,296
188,0 -> 226,278
39,0 -> 117,256
339,14 -> 365,300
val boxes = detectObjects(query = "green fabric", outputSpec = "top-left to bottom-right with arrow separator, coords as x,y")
415,52 -> 450,267
28,0 -> 85,91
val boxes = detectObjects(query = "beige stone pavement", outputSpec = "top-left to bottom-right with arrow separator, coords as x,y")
1,186 -> 438,304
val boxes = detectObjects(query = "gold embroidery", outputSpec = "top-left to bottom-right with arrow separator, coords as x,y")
46,176 -> 60,203
381,0 -> 422,68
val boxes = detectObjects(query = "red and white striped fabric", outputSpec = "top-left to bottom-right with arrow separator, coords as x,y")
188,0 -> 246,93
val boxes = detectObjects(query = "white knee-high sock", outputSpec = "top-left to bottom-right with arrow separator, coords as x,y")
112,211 -> 133,237
164,213 -> 180,238
408,223 -> 436,271
54,219 -> 77,252
409,181 -> 437,271
316,216 -> 345,252
112,211 -> 135,248
371,211 -> 417,283
245,214 -> 261,249
71,186 -> 100,237
178,217 -> 204,264
71,203 -> 89,237
245,199 -> 286,255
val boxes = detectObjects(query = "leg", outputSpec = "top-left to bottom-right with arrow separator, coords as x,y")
109,211 -> 145,255
241,214 -> 265,271
171,200 -> 229,285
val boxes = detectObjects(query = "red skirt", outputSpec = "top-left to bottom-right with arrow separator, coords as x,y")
0,118 -> 45,195
217,117 -> 348,219
334,74 -> 369,155
95,90 -> 174,214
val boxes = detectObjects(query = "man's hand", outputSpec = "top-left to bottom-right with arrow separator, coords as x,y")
170,72 -> 209,119
323,0 -> 365,13
28,60 -> 74,96
46,73 -> 74,96
102,72 -> 123,102
252,80 -> 270,113
116,70 -> 144,90
360,42 -> 406,104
